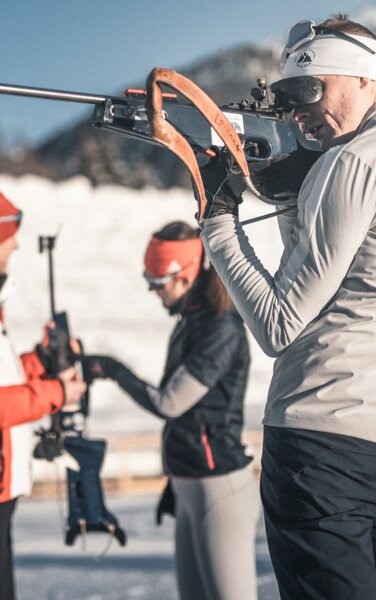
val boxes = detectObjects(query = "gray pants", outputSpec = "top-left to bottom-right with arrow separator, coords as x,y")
171,466 -> 260,600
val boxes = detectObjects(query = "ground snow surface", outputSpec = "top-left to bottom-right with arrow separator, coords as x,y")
0,174 -> 283,438
14,493 -> 279,600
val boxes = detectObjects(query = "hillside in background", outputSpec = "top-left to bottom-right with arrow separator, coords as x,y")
1,4 -> 375,188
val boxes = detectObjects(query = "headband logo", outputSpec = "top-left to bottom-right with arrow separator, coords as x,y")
295,49 -> 315,67
167,259 -> 182,274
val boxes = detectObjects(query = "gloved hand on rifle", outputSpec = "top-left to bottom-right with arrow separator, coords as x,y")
80,355 -> 125,384
82,355 -> 162,418
198,143 -> 322,219
249,143 -> 322,203
197,149 -> 246,220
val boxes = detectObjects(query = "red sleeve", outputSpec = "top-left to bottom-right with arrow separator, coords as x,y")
21,350 -> 47,380
0,378 -> 64,428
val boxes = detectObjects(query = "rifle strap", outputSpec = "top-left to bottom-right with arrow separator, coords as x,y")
145,68 -> 259,223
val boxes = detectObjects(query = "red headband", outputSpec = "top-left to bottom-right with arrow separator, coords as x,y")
0,192 -> 22,243
144,236 -> 203,284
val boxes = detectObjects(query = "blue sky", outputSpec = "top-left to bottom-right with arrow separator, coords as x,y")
0,0 -> 372,146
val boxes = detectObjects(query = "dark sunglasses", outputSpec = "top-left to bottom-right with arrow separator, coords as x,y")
271,76 -> 324,111
143,270 -> 180,291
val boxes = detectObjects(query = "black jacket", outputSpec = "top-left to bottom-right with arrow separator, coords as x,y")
111,304 -> 252,477
161,305 -> 252,476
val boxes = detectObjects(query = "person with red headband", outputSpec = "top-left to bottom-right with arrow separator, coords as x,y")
0,191 -> 86,600
194,13 -> 376,600
84,220 -> 260,600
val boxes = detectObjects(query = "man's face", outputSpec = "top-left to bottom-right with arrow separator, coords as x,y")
0,234 -> 18,273
292,75 -> 375,151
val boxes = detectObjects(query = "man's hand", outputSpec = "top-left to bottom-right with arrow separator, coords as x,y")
198,150 -> 246,219
58,367 -> 87,407
250,144 -> 322,201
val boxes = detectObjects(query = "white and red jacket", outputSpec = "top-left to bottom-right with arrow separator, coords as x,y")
0,280 -> 64,502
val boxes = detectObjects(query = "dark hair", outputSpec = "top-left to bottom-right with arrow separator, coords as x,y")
319,14 -> 376,39
154,221 -> 200,242
154,221 -> 232,316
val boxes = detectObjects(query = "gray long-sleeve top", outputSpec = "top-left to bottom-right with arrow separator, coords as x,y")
201,107 -> 376,442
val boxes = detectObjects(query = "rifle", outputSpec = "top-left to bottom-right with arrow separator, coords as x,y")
0,76 -> 293,157
33,234 -> 89,460
33,234 -> 126,549
0,69 -> 314,221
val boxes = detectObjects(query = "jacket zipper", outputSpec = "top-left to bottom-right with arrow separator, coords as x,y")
201,424 -> 215,471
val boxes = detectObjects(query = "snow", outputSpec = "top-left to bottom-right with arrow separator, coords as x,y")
14,493 -> 279,600
0,174 -> 283,441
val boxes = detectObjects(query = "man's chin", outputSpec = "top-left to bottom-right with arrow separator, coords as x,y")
309,128 -> 328,150
319,135 -> 337,152
308,126 -> 335,151
322,130 -> 358,151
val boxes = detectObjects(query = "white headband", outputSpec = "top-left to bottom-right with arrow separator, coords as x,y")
282,34 -> 376,80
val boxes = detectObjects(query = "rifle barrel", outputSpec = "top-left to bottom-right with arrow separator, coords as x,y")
0,83 -> 106,105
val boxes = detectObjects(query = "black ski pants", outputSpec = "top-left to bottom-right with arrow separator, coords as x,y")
261,425 -> 376,600
0,498 -> 17,600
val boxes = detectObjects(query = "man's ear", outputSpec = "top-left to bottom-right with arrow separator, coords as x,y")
359,77 -> 375,90
359,77 -> 368,88
359,78 -> 376,102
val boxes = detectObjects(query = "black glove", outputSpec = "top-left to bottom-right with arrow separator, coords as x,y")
156,480 -> 175,525
80,355 -> 123,383
82,356 -> 153,411
198,150 -> 246,219
249,144 -> 322,201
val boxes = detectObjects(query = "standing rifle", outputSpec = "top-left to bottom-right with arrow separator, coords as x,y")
33,234 -> 89,459
33,234 -> 126,549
